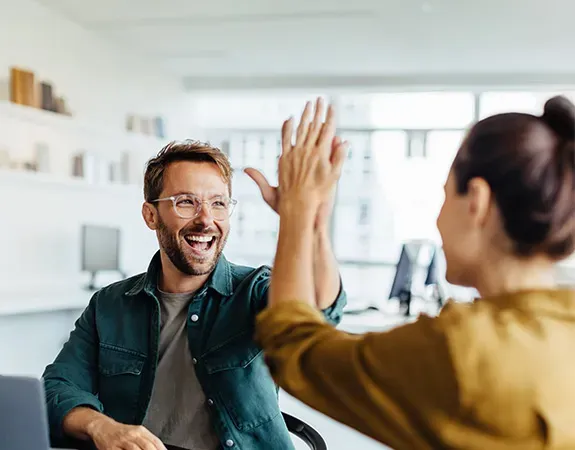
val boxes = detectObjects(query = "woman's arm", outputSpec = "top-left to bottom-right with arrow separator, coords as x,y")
268,98 -> 344,309
256,301 -> 460,449
258,98 -> 460,449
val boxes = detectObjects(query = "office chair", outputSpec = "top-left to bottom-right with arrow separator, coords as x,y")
282,412 -> 327,450
162,416 -> 327,450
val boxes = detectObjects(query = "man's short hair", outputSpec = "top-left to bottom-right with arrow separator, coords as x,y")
144,140 -> 233,202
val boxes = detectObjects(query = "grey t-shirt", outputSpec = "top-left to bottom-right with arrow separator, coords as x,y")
142,289 -> 220,450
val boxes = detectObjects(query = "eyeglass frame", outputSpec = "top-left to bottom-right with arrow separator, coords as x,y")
149,193 -> 238,221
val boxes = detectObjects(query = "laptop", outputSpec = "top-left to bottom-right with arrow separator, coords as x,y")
0,374 -> 66,450
0,375 -> 192,450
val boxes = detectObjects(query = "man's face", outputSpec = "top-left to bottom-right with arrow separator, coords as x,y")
146,161 -> 231,276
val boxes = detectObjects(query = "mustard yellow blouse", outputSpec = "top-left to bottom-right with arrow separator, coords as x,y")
255,290 -> 575,449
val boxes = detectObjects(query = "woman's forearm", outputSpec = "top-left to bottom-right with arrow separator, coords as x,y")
270,202 -> 317,307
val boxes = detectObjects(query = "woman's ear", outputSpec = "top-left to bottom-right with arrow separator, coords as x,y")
142,202 -> 158,230
467,177 -> 492,227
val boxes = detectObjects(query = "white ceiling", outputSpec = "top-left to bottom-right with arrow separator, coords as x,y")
36,0 -> 575,88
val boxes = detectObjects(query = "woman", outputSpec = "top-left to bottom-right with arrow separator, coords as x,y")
255,96 -> 575,449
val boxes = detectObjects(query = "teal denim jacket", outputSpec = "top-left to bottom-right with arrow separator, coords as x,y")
43,252 -> 346,450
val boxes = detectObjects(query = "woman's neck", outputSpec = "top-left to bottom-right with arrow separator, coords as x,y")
474,253 -> 557,298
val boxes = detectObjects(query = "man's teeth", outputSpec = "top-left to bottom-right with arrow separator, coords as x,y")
187,235 -> 213,242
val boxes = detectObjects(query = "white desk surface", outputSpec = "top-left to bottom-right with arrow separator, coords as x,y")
0,290 -> 93,316
338,309 -> 414,334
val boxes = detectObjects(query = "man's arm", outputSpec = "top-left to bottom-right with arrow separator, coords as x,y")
42,292 -> 105,442
313,227 -> 343,310
244,169 -> 346,316
43,291 -> 167,450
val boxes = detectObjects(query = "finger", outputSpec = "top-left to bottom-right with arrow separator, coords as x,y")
121,443 -> 139,450
305,97 -> 325,147
331,135 -> 342,157
295,101 -> 313,147
281,118 -> 294,154
330,140 -> 349,181
138,426 -> 166,450
138,438 -> 157,450
318,104 -> 337,154
244,168 -> 276,204
130,435 -> 158,450
145,432 -> 167,450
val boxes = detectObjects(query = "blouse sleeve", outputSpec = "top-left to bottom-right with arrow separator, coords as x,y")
255,300 -> 461,449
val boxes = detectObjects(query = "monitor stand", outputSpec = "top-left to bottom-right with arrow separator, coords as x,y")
86,272 -> 98,291
85,270 -> 127,291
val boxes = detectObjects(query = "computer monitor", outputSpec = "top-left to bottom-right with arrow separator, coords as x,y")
81,224 -> 122,289
388,244 -> 415,301
425,247 -> 438,286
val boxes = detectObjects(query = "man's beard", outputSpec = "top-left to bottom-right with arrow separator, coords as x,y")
157,218 -> 227,276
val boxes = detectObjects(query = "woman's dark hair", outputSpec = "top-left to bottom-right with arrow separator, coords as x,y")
453,95 -> 575,259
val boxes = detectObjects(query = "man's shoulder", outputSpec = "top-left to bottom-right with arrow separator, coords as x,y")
226,259 -> 271,293
92,272 -> 147,302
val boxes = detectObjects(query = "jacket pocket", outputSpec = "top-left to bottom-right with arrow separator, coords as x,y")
203,331 -> 280,432
98,344 -> 146,418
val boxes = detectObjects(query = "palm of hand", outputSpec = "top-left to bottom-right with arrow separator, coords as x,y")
245,98 -> 347,221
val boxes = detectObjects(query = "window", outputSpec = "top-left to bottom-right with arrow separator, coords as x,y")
370,92 -> 475,129
479,91 -> 575,118
426,130 -> 465,182
425,131 -> 466,241
333,131 -> 408,263
192,93 -> 325,128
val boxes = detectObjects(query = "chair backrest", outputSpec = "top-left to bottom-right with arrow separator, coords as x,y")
282,412 -> 327,450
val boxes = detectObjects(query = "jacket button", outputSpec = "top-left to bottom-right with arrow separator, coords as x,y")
207,399 -> 214,406
192,358 -> 198,365
190,314 -> 199,322
225,440 -> 234,447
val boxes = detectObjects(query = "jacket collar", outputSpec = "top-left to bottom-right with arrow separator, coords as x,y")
125,250 -> 233,297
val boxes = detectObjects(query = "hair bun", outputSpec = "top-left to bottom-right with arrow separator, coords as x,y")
542,95 -> 575,141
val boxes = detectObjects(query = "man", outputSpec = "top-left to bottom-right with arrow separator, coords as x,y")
43,136 -> 346,450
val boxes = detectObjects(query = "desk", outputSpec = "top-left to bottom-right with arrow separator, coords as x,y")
0,290 -> 92,376
338,309 -> 413,334
0,290 -> 92,317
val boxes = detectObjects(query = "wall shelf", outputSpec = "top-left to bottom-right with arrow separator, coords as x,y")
0,101 -> 169,153
0,168 -> 143,193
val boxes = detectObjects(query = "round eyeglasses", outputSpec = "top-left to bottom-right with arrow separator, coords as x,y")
150,194 -> 238,221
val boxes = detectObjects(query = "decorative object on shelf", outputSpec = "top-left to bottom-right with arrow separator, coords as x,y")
154,117 -> 165,138
54,96 -> 71,116
34,142 -> 50,173
72,151 -> 97,183
126,114 -> 166,138
40,82 -> 54,111
23,161 -> 38,172
9,66 -> 72,115
126,114 -> 138,132
10,67 -> 36,107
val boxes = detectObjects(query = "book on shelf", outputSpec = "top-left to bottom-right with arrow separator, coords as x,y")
40,82 -> 54,111
10,67 -> 36,107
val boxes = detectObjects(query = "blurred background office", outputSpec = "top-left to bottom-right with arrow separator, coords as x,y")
1,0 -> 575,448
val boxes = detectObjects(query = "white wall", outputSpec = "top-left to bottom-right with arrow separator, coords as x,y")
0,0 -> 191,135
0,0 -> 193,292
